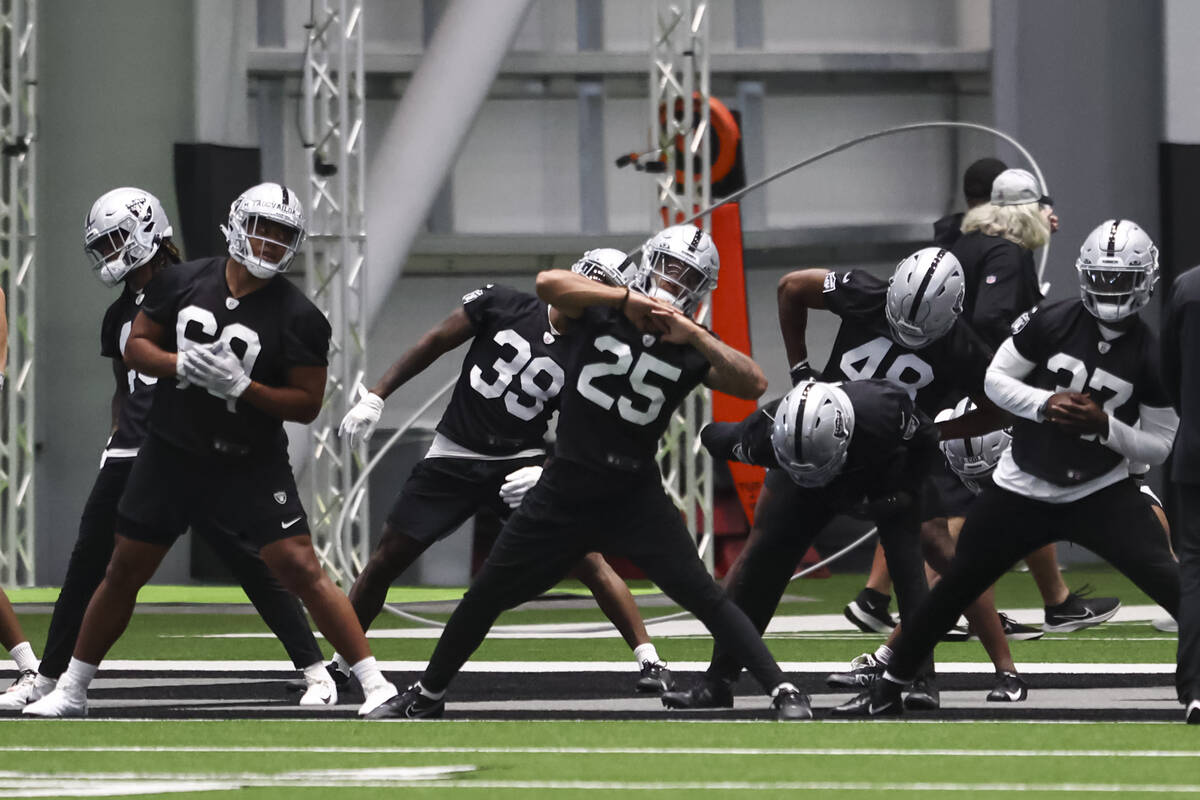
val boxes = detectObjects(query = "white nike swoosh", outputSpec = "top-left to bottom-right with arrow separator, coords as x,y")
868,702 -> 896,715
1005,690 -> 1023,701
281,516 -> 303,529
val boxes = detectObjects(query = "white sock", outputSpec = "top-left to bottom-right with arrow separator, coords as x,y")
349,656 -> 389,694
874,644 -> 894,665
34,674 -> 55,694
57,658 -> 98,697
8,641 -> 37,673
332,653 -> 350,673
770,681 -> 798,697
416,681 -> 445,701
303,661 -> 330,683
633,643 -> 661,667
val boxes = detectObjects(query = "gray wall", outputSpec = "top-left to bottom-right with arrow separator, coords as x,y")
35,1 -> 196,582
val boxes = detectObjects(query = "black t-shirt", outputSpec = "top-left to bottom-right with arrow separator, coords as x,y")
819,269 -> 992,416
706,379 -> 937,511
554,305 -> 712,473
932,212 -> 964,249
140,257 -> 332,459
951,231 -> 1042,348
436,284 -> 569,455
100,283 -> 156,454
1008,298 -> 1168,485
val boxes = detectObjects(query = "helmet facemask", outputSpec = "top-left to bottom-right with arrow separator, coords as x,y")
222,183 -> 307,279
571,248 -> 638,287
83,187 -> 173,287
1077,259 -> 1156,322
644,252 -> 712,315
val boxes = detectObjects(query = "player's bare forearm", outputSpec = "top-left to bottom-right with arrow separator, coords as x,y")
695,330 -> 768,399
370,307 -> 474,399
536,269 -> 626,318
776,269 -> 829,366
125,312 -> 178,378
242,365 -> 327,424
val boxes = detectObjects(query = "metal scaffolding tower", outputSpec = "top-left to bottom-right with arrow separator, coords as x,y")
650,1 -> 714,569
301,0 -> 368,585
0,0 -> 35,587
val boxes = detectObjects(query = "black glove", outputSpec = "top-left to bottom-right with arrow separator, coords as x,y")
789,360 -> 822,386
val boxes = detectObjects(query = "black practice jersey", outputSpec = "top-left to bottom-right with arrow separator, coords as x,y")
707,379 -> 937,510
140,257 -> 332,459
436,284 -> 568,455
819,269 -> 992,416
555,305 -> 712,473
1007,299 -> 1168,486
100,283 -> 155,454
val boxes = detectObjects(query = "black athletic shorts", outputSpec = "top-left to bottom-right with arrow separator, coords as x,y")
921,460 -> 978,520
386,454 -> 543,544
117,434 -> 309,547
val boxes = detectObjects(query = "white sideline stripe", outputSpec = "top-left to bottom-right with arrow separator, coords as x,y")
92,659 -> 1177,674
4,745 -> 1200,758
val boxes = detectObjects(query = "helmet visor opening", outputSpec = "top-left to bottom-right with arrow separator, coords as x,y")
1081,266 -> 1142,296
85,224 -> 133,266
247,215 -> 302,248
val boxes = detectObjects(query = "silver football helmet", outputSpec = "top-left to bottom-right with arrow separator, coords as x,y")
1075,219 -> 1159,323
221,182 -> 306,279
570,247 -> 638,287
885,247 -> 965,348
936,397 -> 1011,494
770,381 -> 855,488
83,187 -> 174,287
639,224 -> 719,315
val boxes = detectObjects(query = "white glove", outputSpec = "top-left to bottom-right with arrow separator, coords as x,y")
188,341 -> 252,399
175,347 -> 204,386
338,386 -> 384,446
499,465 -> 543,509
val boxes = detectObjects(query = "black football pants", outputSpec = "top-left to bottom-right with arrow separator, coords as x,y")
706,468 -> 930,685
39,458 -> 323,679
419,458 -> 788,694
886,478 -> 1180,690
1178,483 -> 1200,705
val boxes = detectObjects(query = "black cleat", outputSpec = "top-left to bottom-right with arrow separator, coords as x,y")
635,661 -> 675,695
831,680 -> 904,717
903,674 -> 940,711
365,683 -> 445,720
825,652 -> 884,689
987,671 -> 1029,702
998,613 -> 1044,641
844,589 -> 897,633
1043,586 -> 1121,632
771,687 -> 813,721
1187,700 -> 1200,725
660,680 -> 734,710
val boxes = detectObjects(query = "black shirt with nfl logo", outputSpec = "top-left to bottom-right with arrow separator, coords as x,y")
436,283 -> 570,455
818,269 -> 993,416
138,257 -> 332,459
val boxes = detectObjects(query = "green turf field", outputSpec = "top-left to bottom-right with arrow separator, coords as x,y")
0,567 -> 1191,798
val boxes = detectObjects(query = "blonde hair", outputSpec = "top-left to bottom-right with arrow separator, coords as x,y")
961,202 -> 1050,250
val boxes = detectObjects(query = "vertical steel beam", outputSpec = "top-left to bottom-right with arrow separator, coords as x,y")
0,0 -> 35,587
302,0 -> 368,583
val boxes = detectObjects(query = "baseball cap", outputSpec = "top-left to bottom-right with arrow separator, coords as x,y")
962,158 -> 1007,203
991,168 -> 1053,207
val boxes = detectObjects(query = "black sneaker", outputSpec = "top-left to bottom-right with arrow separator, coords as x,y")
285,661 -> 353,694
831,680 -> 904,717
365,683 -> 445,720
844,589 -> 897,633
661,680 -> 734,709
635,661 -> 675,695
1043,586 -> 1121,632
903,674 -> 940,711
941,624 -> 970,642
825,652 -> 884,689
987,671 -> 1028,702
998,613 -> 1044,641
771,687 -> 813,721
1187,700 -> 1200,725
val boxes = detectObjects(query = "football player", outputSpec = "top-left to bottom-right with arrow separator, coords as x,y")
332,247 -> 674,694
24,183 -> 398,718
841,219 -> 1181,717
1,188 -> 334,711
660,376 -> 942,711
368,224 -> 811,721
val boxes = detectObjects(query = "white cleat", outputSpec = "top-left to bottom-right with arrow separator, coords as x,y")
358,682 -> 399,716
0,671 -> 43,710
299,675 -> 338,706
1153,617 -> 1178,633
22,686 -> 87,718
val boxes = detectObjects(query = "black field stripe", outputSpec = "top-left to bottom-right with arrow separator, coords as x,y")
907,249 -> 947,323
